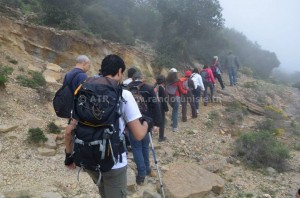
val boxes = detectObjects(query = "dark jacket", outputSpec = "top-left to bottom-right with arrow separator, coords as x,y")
225,54 -> 240,70
128,81 -> 162,127
157,85 -> 169,112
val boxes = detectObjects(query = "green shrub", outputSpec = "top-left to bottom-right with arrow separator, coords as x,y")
47,122 -> 60,134
18,66 -> 25,72
236,130 -> 290,171
292,82 -> 300,90
0,66 -> 14,86
243,81 -> 260,89
208,111 -> 219,120
239,67 -> 253,77
17,71 -> 46,89
225,101 -> 247,125
27,128 -> 48,143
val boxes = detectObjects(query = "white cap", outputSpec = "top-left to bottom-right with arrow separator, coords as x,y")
213,56 -> 218,60
169,68 -> 178,73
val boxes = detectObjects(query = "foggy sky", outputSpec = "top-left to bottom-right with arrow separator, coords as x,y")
218,0 -> 300,73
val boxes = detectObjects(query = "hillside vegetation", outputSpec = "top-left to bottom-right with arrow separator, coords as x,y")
0,0 -> 280,78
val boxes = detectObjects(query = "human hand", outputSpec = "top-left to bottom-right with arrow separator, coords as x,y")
64,151 -> 76,169
153,126 -> 159,133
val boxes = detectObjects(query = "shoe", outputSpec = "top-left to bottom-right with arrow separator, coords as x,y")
158,137 -> 167,142
136,176 -> 145,186
172,128 -> 179,132
192,115 -> 197,119
196,110 -> 199,114
147,170 -> 157,177
182,118 -> 187,122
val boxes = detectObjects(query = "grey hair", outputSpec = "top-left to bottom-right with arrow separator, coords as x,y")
132,70 -> 143,81
76,55 -> 90,63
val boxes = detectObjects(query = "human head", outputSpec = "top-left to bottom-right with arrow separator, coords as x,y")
185,70 -> 192,77
132,69 -> 143,81
203,65 -> 209,69
156,74 -> 165,85
100,54 -> 126,83
169,68 -> 178,73
166,68 -> 178,83
193,68 -> 199,74
76,55 -> 90,72
213,56 -> 218,61
127,67 -> 137,78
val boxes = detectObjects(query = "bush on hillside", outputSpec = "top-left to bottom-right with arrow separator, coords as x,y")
17,71 -> 46,89
239,67 -> 253,77
27,128 -> 48,144
225,101 -> 248,125
236,130 -> 290,171
293,82 -> 300,91
47,122 -> 60,134
0,65 -> 13,86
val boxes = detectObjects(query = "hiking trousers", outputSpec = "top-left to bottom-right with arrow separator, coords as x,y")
228,67 -> 237,85
86,166 -> 127,198
159,108 -> 166,139
181,91 -> 197,121
203,82 -> 214,105
214,73 -> 225,89
192,86 -> 201,110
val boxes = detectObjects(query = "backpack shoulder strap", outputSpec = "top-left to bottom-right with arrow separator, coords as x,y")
65,71 -> 83,87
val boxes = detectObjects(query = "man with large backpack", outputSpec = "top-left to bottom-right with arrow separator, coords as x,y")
57,55 -> 90,167
201,65 -> 216,106
180,70 -> 197,122
66,55 -> 149,197
127,69 -> 162,185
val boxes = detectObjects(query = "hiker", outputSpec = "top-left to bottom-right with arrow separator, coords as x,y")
191,68 -> 205,114
127,69 -> 162,185
64,55 -> 90,168
201,65 -> 215,106
123,67 -> 137,86
166,68 -> 187,132
66,54 -> 149,197
180,70 -> 197,122
155,74 -> 169,142
225,51 -> 240,86
210,56 -> 225,90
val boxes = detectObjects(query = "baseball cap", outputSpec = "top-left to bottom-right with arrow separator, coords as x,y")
185,70 -> 192,77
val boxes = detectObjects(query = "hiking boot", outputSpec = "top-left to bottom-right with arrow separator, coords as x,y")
196,110 -> 199,114
158,137 -> 167,142
147,170 -> 157,177
136,176 -> 145,186
172,128 -> 178,132
182,117 -> 187,122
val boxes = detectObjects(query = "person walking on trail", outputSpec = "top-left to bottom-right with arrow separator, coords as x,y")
63,55 -> 90,168
191,68 -> 205,114
155,75 -> 169,142
225,51 -> 240,86
210,56 -> 225,90
65,55 -> 149,198
166,68 -> 187,132
123,67 -> 137,86
127,69 -> 162,185
201,65 -> 215,106
180,70 -> 197,122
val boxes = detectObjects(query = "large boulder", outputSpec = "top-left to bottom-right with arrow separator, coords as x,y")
43,70 -> 62,83
164,162 -> 225,198
46,63 -> 62,72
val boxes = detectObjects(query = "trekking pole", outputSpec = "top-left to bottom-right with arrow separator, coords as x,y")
148,132 -> 166,198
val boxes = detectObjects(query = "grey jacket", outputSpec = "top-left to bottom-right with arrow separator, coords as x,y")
225,54 -> 240,70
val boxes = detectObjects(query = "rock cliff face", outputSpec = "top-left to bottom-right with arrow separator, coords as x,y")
0,16 -> 155,78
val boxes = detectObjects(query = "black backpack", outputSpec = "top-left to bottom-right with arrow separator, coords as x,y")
53,71 -> 82,118
72,76 -> 126,172
127,82 -> 148,115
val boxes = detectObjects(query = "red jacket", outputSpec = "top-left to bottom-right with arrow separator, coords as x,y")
202,68 -> 216,84
171,81 -> 187,96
